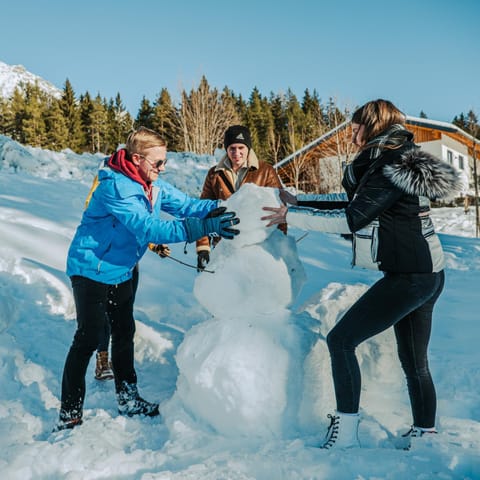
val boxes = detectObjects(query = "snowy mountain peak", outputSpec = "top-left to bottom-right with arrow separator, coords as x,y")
0,60 -> 62,99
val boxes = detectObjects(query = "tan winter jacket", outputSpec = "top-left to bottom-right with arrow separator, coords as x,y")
196,149 -> 286,252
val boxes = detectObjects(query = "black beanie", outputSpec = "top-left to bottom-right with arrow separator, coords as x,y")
224,125 -> 252,150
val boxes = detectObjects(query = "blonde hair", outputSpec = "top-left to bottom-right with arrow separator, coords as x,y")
125,126 -> 166,157
351,99 -> 406,143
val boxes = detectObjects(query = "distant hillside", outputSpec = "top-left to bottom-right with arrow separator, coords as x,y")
0,60 -> 62,99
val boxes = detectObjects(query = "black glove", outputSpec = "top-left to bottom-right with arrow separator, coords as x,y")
184,207 -> 240,243
197,251 -> 210,272
149,243 -> 171,258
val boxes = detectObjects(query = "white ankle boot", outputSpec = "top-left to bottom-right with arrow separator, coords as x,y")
402,426 -> 437,450
320,412 -> 360,449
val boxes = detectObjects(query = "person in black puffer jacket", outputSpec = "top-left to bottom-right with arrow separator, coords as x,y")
262,99 -> 463,450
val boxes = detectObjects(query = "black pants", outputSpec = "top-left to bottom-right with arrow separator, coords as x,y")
326,270 -> 445,428
60,275 -> 138,419
97,265 -> 139,352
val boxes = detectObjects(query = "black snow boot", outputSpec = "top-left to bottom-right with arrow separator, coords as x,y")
116,381 -> 159,417
53,408 -> 83,432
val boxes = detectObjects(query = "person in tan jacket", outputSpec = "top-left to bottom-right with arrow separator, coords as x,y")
196,125 -> 286,270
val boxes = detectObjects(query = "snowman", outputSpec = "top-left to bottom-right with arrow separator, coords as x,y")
173,183 -> 310,438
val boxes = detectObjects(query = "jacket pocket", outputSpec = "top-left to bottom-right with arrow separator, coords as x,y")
353,219 -> 380,270
96,242 -> 112,274
420,215 -> 435,238
420,215 -> 445,272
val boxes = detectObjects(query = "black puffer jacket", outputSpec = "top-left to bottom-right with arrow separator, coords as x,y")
347,141 -> 462,272
289,141 -> 463,273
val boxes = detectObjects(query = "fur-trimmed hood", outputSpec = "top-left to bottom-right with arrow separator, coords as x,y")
383,147 -> 464,200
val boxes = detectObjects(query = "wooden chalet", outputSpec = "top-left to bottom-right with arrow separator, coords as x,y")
274,117 -> 480,197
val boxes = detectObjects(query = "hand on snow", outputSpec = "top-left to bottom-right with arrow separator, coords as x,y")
261,205 -> 288,227
184,207 -> 240,243
205,207 -> 240,239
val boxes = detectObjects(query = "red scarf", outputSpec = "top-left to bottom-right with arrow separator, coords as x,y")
107,149 -> 153,204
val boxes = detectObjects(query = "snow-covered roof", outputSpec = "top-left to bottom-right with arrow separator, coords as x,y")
274,116 -> 480,169
274,120 -> 349,169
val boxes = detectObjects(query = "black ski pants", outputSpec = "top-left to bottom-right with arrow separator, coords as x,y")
96,265 -> 139,352
60,275 -> 138,419
326,270 -> 445,428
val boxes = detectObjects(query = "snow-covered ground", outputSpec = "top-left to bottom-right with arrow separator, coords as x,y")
0,134 -> 479,479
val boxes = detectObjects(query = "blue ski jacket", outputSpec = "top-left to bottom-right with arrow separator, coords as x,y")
66,165 -> 218,284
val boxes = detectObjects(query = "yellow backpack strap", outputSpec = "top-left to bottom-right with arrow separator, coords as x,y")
84,174 -> 100,209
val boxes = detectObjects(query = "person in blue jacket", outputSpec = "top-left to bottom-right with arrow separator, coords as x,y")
83,165 -> 170,382
55,126 -> 239,431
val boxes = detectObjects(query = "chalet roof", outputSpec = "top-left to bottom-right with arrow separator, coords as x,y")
274,116 -> 480,169
274,120 -> 348,169
406,115 -> 458,133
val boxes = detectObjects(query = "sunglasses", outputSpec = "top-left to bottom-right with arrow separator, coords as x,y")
139,154 -> 168,169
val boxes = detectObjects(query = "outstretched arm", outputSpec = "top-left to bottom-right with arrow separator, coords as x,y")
262,204 -> 350,234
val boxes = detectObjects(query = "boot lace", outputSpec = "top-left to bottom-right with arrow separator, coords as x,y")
117,382 -> 159,417
321,414 -> 340,449
402,426 -> 437,450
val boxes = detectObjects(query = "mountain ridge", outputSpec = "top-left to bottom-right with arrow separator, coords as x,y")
0,60 -> 62,99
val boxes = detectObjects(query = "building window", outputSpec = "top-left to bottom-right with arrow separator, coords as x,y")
458,155 -> 465,170
447,150 -> 453,165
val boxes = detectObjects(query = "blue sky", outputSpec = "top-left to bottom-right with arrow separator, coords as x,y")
2,0 -> 479,122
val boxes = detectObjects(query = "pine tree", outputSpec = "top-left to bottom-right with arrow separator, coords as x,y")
9,87 -> 27,143
245,87 -> 262,148
152,88 -> 178,150
90,94 -> 109,153
22,82 -> 48,147
0,96 -> 14,137
284,88 -> 306,153
135,97 -> 155,129
283,89 -> 320,191
302,89 -> 326,141
44,98 -> 69,150
452,112 -> 468,131
59,79 -> 83,151
453,111 -> 480,139
219,86 -> 241,148
107,93 -> 133,152
268,92 -> 287,163
235,94 -> 248,124
245,87 -> 274,161
79,92 -> 94,152
324,97 -> 346,129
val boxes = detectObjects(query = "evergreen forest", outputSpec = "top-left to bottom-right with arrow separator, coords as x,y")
0,75 -> 478,168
